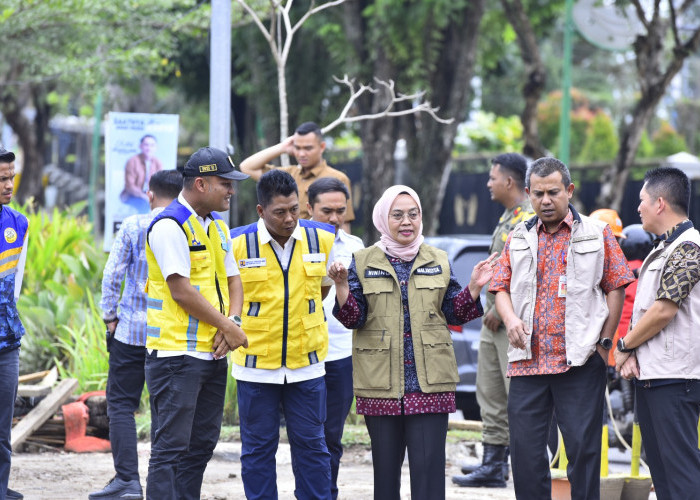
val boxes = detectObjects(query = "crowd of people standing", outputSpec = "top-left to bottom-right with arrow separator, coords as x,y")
1,125 -> 698,500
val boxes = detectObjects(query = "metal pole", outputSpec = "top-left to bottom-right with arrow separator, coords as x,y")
89,92 -> 103,230
210,0 -> 235,225
559,0 -> 574,165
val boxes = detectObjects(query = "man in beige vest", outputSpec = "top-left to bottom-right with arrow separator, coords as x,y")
490,157 -> 634,499
453,153 -> 534,488
614,166 -> 700,500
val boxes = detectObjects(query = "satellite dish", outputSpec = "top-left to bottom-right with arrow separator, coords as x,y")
572,0 -> 644,51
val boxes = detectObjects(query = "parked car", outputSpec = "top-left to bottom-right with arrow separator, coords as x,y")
424,234 -> 492,420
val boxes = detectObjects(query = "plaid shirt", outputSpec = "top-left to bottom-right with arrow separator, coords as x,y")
100,208 -> 163,346
490,210 -> 634,376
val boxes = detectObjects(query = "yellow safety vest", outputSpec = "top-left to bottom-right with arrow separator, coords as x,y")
230,220 -> 335,369
145,200 -> 231,352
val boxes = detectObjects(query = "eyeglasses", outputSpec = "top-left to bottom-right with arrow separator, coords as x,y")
389,209 -> 421,222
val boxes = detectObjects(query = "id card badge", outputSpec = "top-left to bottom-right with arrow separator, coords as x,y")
558,276 -> 567,298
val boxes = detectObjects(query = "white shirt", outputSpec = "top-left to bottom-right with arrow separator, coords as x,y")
231,218 -> 332,384
323,229 -> 364,361
147,193 -> 239,360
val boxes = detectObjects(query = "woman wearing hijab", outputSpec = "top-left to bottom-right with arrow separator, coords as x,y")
328,185 -> 496,499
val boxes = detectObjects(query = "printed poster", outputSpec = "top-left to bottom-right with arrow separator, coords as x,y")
104,112 -> 179,250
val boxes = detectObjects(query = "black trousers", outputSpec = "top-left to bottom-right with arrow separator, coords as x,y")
636,379 -> 700,500
508,354 -> 607,500
106,339 -> 147,482
364,412 -> 448,500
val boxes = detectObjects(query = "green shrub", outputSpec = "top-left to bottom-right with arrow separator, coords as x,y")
15,202 -> 108,378
578,112 -> 619,162
652,121 -> 687,157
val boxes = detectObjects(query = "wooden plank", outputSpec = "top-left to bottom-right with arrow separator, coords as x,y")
17,367 -> 58,397
18,370 -> 50,384
11,378 -> 78,451
447,419 -> 483,432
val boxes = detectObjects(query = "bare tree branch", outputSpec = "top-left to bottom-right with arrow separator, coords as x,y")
321,75 -> 453,135
668,0 -> 681,47
679,0 -> 695,14
630,0 -> 650,30
291,0 -> 348,37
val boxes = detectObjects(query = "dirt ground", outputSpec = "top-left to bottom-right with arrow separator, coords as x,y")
9,440 -> 518,499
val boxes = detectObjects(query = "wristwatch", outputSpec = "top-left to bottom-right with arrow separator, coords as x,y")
229,315 -> 242,327
617,338 -> 634,353
597,337 -> 613,350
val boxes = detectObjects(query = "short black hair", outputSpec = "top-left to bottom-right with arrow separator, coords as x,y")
295,122 -> 323,141
140,134 -> 156,144
492,153 -> 528,190
307,177 -> 349,207
257,170 -> 298,207
526,157 -> 572,189
644,166 -> 690,216
0,151 -> 14,164
149,169 -> 182,200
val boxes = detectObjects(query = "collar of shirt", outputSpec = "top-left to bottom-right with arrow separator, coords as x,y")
536,209 -> 574,234
662,219 -> 694,245
178,193 -> 212,228
151,206 -> 166,217
256,218 -> 303,251
299,159 -> 327,180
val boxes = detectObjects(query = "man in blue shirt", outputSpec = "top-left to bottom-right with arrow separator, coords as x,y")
90,170 -> 182,500
0,146 -> 28,500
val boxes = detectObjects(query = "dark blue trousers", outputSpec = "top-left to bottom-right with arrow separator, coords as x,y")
323,356 -> 354,500
508,354 -> 606,500
107,339 -> 147,482
635,379 -> 700,500
145,353 -> 227,500
237,377 -> 331,500
0,348 -> 19,500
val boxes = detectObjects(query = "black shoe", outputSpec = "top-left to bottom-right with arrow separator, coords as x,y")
88,476 -> 143,500
6,488 -> 24,500
460,445 -> 509,480
452,444 -> 508,488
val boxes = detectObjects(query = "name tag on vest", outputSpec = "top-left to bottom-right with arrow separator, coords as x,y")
303,253 -> 326,263
239,257 -> 267,268
415,265 -> 442,275
365,269 -> 391,278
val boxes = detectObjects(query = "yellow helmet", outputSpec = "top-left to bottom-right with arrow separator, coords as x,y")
589,208 -> 625,238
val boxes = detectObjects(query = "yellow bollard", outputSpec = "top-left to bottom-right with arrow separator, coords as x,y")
630,422 -> 642,477
600,424 -> 609,477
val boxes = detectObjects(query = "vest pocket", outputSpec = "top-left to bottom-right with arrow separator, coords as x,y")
240,267 -> 273,302
301,311 -> 327,354
363,279 -> 394,318
240,316 -> 270,356
353,332 -> 391,390
303,261 -> 327,277
420,328 -> 459,385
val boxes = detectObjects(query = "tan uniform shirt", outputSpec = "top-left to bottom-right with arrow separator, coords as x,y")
263,160 -> 355,221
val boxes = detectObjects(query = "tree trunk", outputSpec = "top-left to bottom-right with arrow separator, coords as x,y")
0,83 -> 47,206
342,0 -> 486,242
501,0 -> 547,160
596,10 -> 700,210
406,0 -> 486,236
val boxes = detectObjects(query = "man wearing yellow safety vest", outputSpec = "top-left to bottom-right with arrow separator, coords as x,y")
615,166 -> 700,500
230,170 -> 336,500
144,147 -> 249,500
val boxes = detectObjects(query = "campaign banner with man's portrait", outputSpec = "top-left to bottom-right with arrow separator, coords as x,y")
104,112 -> 179,250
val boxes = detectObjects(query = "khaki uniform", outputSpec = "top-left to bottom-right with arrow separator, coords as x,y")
477,200 -> 534,445
263,160 -> 355,221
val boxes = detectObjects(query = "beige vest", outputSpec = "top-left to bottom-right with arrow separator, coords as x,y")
507,210 -> 609,366
353,244 -> 459,399
633,227 -> 700,380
